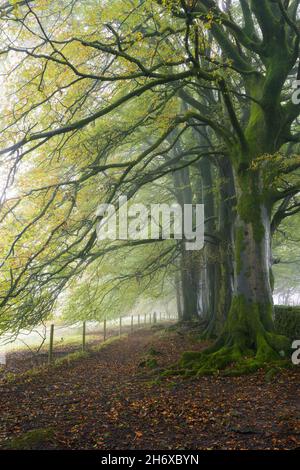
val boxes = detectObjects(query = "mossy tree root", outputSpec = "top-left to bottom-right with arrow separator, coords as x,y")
179,296 -> 291,376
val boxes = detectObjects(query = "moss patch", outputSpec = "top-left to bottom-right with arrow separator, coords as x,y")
1,428 -> 55,450
236,227 -> 246,274
236,171 -> 266,243
139,358 -> 159,369
165,296 -> 292,377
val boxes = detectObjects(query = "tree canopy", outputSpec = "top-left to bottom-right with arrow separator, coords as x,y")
0,0 -> 300,372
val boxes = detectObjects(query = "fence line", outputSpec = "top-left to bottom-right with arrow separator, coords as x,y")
42,311 -> 177,365
0,312 -> 178,368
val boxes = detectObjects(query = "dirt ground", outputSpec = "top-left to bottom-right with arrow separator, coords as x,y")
0,325 -> 299,450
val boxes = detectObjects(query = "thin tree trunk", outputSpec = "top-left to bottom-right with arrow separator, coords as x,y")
175,270 -> 183,320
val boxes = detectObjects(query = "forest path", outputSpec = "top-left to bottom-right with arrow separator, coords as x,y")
0,325 -> 299,450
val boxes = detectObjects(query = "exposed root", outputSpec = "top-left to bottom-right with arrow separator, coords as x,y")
169,296 -> 292,377
178,345 -> 291,377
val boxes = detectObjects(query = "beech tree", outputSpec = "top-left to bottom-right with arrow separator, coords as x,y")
0,0 -> 300,372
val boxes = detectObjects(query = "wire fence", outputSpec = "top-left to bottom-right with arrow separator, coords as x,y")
0,311 -> 178,371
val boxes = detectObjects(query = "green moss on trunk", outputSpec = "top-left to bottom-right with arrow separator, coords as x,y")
236,173 -> 266,243
177,295 -> 291,376
236,228 -> 245,275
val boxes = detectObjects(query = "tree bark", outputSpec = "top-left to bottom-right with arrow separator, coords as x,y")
175,270 -> 183,320
215,170 -> 290,362
199,155 -> 234,338
173,161 -> 199,321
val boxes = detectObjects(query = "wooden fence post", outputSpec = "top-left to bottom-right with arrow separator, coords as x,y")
103,318 -> 107,341
119,316 -> 122,336
153,312 -> 157,324
138,314 -> 140,328
131,315 -> 134,333
82,321 -> 86,351
159,312 -> 162,322
150,313 -> 152,324
144,314 -> 146,325
48,324 -> 54,365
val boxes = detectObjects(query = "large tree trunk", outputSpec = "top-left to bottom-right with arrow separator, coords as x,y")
180,248 -> 199,321
215,160 -> 235,333
215,170 -> 289,362
173,160 -> 199,322
200,156 -> 234,338
197,156 -> 217,332
181,169 -> 290,374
